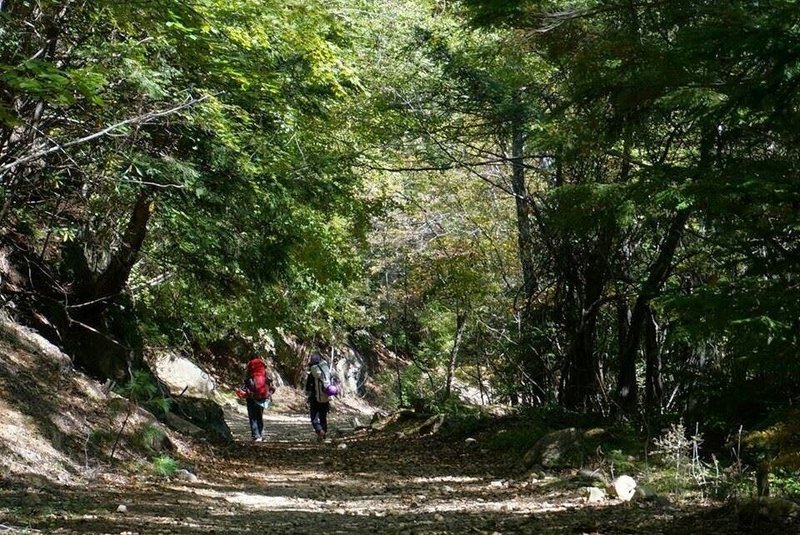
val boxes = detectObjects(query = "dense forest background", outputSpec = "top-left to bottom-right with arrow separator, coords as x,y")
1,0 -> 799,492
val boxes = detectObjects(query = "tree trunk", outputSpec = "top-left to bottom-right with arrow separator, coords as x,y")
644,305 -> 663,412
444,311 -> 467,400
511,114 -> 537,311
617,209 -> 689,413
477,361 -> 486,404
62,189 -> 154,379
92,189 -> 153,307
560,248 -> 607,410
561,309 -> 600,410
509,115 -> 550,403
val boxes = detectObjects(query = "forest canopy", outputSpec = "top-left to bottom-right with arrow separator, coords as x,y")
1,0 -> 798,445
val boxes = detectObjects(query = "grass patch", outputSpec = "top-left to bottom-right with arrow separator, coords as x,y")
152,454 -> 179,477
133,423 -> 167,453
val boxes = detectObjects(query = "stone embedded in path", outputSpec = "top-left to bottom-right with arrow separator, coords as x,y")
585,486 -> 607,503
608,475 -> 637,502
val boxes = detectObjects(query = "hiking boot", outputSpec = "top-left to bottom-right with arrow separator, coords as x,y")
254,437 -> 263,442
316,430 -> 325,442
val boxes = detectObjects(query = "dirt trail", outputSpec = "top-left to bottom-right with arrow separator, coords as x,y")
0,404 -> 743,534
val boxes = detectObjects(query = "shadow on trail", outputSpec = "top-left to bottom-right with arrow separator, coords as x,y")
0,471 -> 756,535
0,409 -> 782,534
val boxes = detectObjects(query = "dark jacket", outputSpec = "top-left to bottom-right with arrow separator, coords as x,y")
305,368 -> 329,404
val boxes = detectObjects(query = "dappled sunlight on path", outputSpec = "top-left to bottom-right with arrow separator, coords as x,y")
0,407 -> 743,534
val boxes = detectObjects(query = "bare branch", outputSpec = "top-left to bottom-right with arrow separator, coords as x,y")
0,95 -> 209,177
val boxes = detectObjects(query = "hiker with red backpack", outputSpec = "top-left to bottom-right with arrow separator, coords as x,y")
240,355 -> 275,442
305,352 -> 338,442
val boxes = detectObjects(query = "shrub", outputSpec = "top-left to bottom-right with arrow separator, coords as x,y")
133,424 -> 167,453
152,455 -> 179,477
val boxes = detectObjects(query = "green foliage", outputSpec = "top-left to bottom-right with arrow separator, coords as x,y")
603,449 -> 640,476
397,364 -> 436,410
118,371 -> 170,415
1,0 -> 381,363
110,371 -> 171,460
87,428 -> 114,448
371,369 -> 404,410
2,0 -> 800,485
442,0 -> 800,421
134,424 -> 168,454
742,410 -> 800,477
770,470 -> 800,499
151,454 -> 180,478
434,394 -> 481,416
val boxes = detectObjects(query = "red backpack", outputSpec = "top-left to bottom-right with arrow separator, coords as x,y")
246,358 -> 272,401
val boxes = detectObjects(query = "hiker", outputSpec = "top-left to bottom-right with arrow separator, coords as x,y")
305,352 -> 338,442
241,355 -> 275,442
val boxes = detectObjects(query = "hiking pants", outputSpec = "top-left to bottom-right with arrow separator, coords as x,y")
309,399 -> 329,433
246,398 -> 264,439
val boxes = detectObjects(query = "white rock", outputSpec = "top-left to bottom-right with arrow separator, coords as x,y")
116,504 -> 128,514
465,437 -> 478,447
585,486 -> 606,503
151,350 -> 216,396
610,475 -> 637,502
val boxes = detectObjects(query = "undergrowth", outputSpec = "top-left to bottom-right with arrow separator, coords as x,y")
151,455 -> 180,477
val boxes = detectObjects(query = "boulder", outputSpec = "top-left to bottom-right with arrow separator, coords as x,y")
167,396 -> 232,442
150,351 -> 216,397
523,428 -> 585,469
330,345 -> 369,398
608,475 -> 637,502
163,412 -> 205,438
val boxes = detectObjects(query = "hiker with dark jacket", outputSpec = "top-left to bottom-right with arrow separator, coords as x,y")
242,356 -> 275,442
305,353 -> 336,442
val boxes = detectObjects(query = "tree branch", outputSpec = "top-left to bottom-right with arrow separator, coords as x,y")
0,95 -> 209,177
